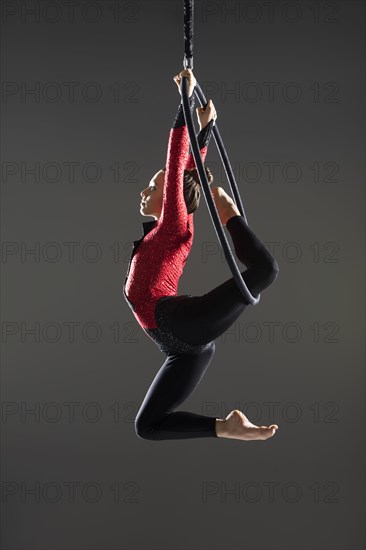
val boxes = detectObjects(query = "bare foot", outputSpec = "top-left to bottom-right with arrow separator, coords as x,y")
215,410 -> 279,441
211,186 -> 241,226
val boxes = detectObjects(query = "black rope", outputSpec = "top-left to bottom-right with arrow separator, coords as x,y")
181,0 -> 260,306
183,0 -> 194,68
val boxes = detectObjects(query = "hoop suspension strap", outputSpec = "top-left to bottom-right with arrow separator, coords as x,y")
183,0 -> 194,69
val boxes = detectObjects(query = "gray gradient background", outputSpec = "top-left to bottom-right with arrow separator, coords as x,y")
1,0 -> 365,549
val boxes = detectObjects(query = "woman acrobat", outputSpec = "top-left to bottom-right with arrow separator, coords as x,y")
123,69 -> 280,441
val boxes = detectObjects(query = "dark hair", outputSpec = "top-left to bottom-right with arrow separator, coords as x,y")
162,166 -> 214,215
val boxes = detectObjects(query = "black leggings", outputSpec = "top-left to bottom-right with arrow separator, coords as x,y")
135,215 -> 279,440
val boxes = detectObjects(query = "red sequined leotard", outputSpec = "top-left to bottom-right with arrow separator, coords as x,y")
123,91 -> 214,332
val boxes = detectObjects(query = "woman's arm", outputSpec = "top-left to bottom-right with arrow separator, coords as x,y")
185,118 -> 215,171
158,70 -> 197,234
186,98 -> 216,169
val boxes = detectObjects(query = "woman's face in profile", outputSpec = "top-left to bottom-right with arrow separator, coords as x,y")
140,169 -> 165,220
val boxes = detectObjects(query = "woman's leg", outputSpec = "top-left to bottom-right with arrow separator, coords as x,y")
135,343 -> 218,440
170,215 -> 279,346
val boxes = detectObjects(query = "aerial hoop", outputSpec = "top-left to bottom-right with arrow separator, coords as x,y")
181,0 -> 260,306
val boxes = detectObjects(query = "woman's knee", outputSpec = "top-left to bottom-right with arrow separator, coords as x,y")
135,404 -> 161,440
266,256 -> 279,284
135,412 -> 158,440
254,255 -> 279,290
134,412 -> 147,439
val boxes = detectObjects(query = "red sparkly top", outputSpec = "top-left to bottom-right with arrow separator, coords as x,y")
123,94 -> 213,329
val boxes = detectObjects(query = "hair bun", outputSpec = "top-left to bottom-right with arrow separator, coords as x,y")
183,166 -> 214,215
